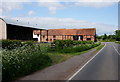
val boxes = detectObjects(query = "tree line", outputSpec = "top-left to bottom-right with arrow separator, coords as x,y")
96,30 -> 120,41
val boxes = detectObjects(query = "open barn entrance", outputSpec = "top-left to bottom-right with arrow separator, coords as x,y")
7,24 -> 38,40
73,35 -> 83,41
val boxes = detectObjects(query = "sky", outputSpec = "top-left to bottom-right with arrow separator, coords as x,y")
0,0 -> 119,35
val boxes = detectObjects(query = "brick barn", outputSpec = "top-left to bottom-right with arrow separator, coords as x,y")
33,28 -> 96,42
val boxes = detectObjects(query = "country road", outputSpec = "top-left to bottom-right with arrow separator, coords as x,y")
71,42 -> 120,80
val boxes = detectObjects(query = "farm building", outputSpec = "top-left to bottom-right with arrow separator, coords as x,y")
0,18 -> 42,40
0,18 -> 96,42
33,28 -> 96,42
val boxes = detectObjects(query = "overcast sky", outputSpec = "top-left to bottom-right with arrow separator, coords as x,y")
0,0 -> 119,35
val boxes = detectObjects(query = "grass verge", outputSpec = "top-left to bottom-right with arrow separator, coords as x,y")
90,44 -> 105,55
115,41 -> 120,44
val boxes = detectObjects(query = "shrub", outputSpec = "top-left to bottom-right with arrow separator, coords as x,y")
1,40 -> 35,50
54,40 -> 81,47
2,40 -> 23,50
49,40 -> 95,52
60,42 -> 101,53
2,45 -> 52,81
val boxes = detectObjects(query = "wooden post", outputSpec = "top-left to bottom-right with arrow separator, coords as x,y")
47,30 -> 48,42
40,30 -> 41,42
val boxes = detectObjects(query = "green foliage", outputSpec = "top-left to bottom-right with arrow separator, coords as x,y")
115,30 -> 120,41
2,42 -> 52,81
50,40 -> 94,51
2,40 -> 23,50
60,42 -> 101,53
2,40 -> 35,50
48,40 -> 98,53
102,34 -> 107,40
115,41 -> 120,44
1,40 -> 100,81
96,30 -> 120,41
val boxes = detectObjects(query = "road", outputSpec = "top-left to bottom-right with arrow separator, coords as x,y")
70,42 -> 119,80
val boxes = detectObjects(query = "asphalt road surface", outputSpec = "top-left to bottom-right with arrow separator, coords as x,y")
71,42 -> 120,80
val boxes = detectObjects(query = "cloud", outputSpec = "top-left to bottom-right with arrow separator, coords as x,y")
1,0 -> 119,2
28,10 -> 35,15
37,0 -> 118,14
3,17 -> 118,35
2,0 -> 30,2
74,2 -> 116,8
0,2 -> 23,16
48,7 -> 57,14
37,0 -> 65,14
0,0 -> 118,15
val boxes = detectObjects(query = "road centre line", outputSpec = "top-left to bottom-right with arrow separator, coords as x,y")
112,44 -> 120,55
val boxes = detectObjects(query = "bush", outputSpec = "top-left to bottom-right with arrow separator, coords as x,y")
49,40 -> 95,52
2,45 -> 52,81
60,42 -> 101,53
1,40 -> 35,50
54,40 -> 94,46
2,40 -> 23,50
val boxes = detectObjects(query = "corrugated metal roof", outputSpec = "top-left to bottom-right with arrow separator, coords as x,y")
0,18 -> 44,30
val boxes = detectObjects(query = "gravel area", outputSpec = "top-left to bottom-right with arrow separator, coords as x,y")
17,48 -> 98,80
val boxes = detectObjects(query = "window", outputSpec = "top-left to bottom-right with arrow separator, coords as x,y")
37,34 -> 39,37
50,39 -> 52,41
87,38 -> 91,40
54,39 -> 56,41
53,35 -> 56,38
43,35 -> 45,38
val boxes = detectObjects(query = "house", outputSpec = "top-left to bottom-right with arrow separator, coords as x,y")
33,28 -> 96,42
0,18 -> 42,40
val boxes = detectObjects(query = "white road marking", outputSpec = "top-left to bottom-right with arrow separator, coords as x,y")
112,44 -> 120,55
68,43 -> 106,80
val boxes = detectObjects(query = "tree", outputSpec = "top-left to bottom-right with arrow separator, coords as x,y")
115,30 -> 120,41
108,35 -> 116,40
102,34 -> 107,40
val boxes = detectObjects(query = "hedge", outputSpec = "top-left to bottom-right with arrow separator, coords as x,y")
2,40 -> 35,50
54,40 -> 94,48
2,43 -> 52,81
60,42 -> 101,53
2,40 -> 23,50
49,40 -> 94,52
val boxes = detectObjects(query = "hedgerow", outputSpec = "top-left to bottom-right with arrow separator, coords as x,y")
60,42 -> 101,53
54,40 -> 94,48
48,40 -> 95,52
2,40 -> 35,50
2,40 -> 23,50
2,41 -> 52,81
